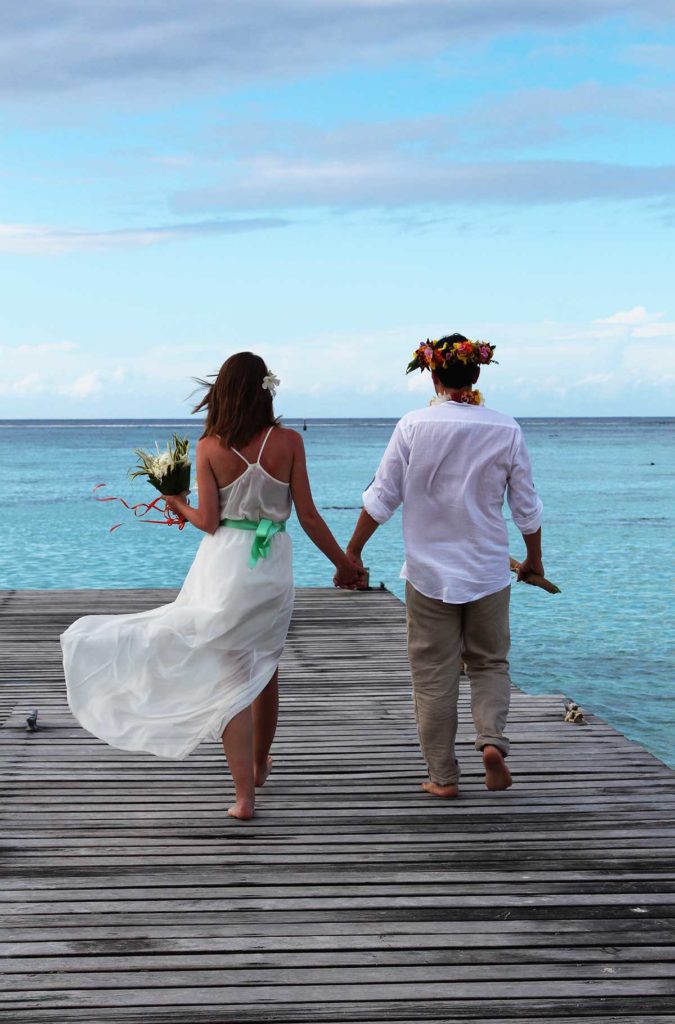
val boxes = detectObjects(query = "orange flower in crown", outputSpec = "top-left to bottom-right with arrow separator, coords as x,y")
406,335 -> 497,374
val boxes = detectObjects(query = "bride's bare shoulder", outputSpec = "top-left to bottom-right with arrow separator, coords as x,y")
196,435 -> 220,452
276,424 -> 302,442
196,435 -> 228,465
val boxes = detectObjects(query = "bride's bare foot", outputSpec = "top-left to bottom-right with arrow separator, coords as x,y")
421,781 -> 459,798
483,745 -> 512,790
254,755 -> 273,788
228,798 -> 254,820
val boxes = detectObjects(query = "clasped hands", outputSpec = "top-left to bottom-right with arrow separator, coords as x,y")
333,551 -> 368,590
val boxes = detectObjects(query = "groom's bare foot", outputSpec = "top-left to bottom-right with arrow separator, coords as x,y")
421,781 -> 459,798
483,745 -> 512,790
254,755 -> 272,788
228,798 -> 254,820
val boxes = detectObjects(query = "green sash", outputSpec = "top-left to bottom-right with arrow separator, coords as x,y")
221,517 -> 287,568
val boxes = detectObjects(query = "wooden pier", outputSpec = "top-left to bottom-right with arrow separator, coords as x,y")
1,587 -> 674,1022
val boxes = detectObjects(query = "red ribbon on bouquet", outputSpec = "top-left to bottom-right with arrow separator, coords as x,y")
93,484 -> 187,532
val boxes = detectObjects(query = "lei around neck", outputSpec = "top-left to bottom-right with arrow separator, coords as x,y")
429,390 -> 484,407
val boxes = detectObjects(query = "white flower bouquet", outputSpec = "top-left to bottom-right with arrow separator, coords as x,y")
129,434 -> 191,495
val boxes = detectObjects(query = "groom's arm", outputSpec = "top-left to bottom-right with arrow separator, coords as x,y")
346,508 -> 380,563
506,429 -> 544,578
347,420 -> 410,563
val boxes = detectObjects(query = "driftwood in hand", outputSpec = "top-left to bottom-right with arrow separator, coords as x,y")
509,557 -> 561,594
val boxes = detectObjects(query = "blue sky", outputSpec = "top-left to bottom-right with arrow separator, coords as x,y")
1,1 -> 674,417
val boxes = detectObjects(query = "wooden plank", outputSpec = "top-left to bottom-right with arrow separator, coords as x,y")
3,944 -> 675,973
2,1009 -> 675,1024
1,978 -> 675,1011
3,920 -> 675,954
3,960 -> 675,995
8,1014 -> 675,1024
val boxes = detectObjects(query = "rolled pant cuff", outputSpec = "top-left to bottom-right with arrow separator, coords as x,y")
428,761 -> 460,787
475,736 -> 510,757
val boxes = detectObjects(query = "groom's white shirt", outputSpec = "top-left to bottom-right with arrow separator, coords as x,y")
362,402 -> 543,603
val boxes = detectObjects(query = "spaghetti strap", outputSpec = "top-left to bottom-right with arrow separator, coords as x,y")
230,447 -> 250,466
255,426 -> 275,464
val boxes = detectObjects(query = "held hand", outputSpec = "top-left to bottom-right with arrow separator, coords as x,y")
347,548 -> 370,590
346,547 -> 363,572
347,549 -> 370,590
333,563 -> 358,589
354,567 -> 369,589
333,553 -> 367,590
517,555 -> 544,580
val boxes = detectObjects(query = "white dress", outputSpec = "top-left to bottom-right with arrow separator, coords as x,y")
61,428 -> 294,759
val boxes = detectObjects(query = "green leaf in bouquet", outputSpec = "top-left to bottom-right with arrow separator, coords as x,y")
128,436 -> 191,494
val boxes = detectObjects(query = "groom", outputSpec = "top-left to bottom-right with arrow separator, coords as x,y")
343,334 -> 544,796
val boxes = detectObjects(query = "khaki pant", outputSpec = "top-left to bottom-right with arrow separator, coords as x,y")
405,581 -> 512,786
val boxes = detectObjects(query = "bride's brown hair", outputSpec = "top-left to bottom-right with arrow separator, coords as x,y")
193,352 -> 279,449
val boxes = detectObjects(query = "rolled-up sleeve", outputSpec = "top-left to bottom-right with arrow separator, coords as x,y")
362,421 -> 410,524
507,432 -> 543,534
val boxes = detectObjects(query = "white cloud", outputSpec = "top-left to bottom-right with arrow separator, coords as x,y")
572,372 -> 617,388
1,373 -> 44,397
0,340 -> 78,355
633,322 -> 675,338
0,218 -> 290,255
594,305 -> 675,340
64,373 -> 102,398
1,344 -> 115,402
173,156 -> 675,214
596,306 -> 662,325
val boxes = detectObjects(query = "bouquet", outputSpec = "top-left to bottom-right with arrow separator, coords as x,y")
129,434 -> 191,495
94,434 -> 191,531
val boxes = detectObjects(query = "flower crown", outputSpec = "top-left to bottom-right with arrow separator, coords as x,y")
406,336 -> 497,374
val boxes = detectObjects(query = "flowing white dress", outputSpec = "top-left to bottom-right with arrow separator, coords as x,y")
60,428 -> 294,759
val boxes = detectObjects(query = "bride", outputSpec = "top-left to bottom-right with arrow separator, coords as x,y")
61,352 -> 362,819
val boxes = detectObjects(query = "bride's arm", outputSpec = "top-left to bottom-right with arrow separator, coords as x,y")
288,431 -> 361,582
165,440 -> 221,534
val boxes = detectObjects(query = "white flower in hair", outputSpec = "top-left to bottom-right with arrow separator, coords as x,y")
262,371 -> 280,397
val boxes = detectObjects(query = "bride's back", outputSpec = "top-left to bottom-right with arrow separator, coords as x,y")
202,426 -> 294,490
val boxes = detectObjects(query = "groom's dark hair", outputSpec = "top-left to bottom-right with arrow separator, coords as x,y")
193,351 -> 279,448
434,334 -> 481,389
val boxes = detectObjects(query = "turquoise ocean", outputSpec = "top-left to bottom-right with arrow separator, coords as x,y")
2,417 -> 673,767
